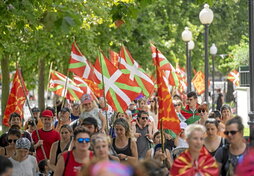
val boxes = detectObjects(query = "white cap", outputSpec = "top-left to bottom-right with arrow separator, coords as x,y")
180,122 -> 188,129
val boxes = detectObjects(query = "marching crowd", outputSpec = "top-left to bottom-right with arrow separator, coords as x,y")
0,91 -> 253,176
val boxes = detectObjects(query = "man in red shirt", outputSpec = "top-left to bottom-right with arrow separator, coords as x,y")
32,110 -> 60,162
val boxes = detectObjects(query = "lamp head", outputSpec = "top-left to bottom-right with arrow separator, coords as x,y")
199,4 -> 214,25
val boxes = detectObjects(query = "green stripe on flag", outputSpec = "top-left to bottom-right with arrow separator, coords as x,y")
172,72 -> 179,87
114,82 -> 141,93
135,75 -> 149,96
69,62 -> 86,69
55,72 -> 67,82
48,85 -> 64,91
68,89 -> 80,100
78,83 -> 88,87
160,59 -> 169,67
120,69 -> 131,74
109,89 -> 124,112
123,47 -> 133,65
98,52 -> 110,78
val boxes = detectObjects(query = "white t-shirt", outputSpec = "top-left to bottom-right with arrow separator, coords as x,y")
9,155 -> 37,176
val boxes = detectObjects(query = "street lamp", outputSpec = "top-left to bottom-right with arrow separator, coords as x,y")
210,43 -> 217,111
248,0 -> 254,146
199,4 -> 214,103
182,27 -> 192,92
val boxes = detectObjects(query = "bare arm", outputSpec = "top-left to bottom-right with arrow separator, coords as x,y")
147,124 -> 153,139
99,111 -> 106,132
48,141 -> 58,172
54,155 -> 65,176
166,149 -> 173,168
129,140 -> 138,160
174,136 -> 179,147
145,149 -> 152,159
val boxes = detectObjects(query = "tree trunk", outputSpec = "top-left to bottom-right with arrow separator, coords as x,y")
38,58 -> 45,111
1,55 -> 10,132
225,80 -> 234,103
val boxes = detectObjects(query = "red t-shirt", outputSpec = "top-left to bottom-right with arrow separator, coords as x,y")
62,150 -> 93,176
32,129 -> 60,162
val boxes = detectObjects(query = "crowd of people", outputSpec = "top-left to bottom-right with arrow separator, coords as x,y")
0,91 -> 253,176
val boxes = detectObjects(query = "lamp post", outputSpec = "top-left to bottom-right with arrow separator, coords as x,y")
199,4 -> 214,103
210,43 -> 217,111
248,0 -> 254,146
188,40 -> 195,91
182,27 -> 192,93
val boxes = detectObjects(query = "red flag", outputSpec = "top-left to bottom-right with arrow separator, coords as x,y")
175,64 -> 187,93
119,46 -> 154,97
93,51 -> 141,112
48,70 -> 84,101
3,69 -> 28,126
227,70 -> 239,86
68,42 -> 94,81
171,147 -> 219,176
155,49 -> 180,134
109,50 -> 119,68
73,75 -> 101,98
150,44 -> 179,87
192,71 -> 210,95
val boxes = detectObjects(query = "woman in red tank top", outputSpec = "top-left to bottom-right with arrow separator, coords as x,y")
54,126 -> 93,176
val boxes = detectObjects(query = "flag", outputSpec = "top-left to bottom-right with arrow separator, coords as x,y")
171,147 -> 219,176
68,42 -> 94,80
150,44 -> 179,87
73,75 -> 101,97
175,64 -> 187,93
109,50 -> 119,68
3,69 -> 28,126
155,49 -> 180,134
93,51 -> 141,112
119,46 -> 154,97
227,70 -> 239,86
48,70 -> 83,101
192,71 -> 207,95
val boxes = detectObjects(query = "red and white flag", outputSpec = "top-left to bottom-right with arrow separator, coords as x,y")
119,46 -> 154,97
93,51 -> 141,112
68,42 -> 94,81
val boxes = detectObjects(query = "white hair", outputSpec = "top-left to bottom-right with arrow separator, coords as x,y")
185,124 -> 206,139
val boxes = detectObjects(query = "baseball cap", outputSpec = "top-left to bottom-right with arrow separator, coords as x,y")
41,110 -> 54,118
31,107 -> 40,113
180,122 -> 188,129
60,107 -> 70,113
16,138 -> 31,150
81,94 -> 93,104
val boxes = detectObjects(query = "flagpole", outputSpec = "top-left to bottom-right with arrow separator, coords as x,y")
45,62 -> 53,107
99,50 -> 109,134
155,49 -> 165,154
61,70 -> 70,109
155,49 -> 167,168
17,68 -> 48,160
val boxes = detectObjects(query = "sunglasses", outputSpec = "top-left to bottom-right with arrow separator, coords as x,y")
224,130 -> 239,136
198,109 -> 206,113
174,104 -> 181,107
77,138 -> 90,143
8,139 -> 18,143
141,117 -> 148,120
149,100 -> 155,103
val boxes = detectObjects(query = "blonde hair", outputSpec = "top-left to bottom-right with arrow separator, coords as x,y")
185,124 -> 206,139
91,133 -> 111,146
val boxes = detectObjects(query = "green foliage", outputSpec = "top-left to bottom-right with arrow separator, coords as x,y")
0,0 -> 249,89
